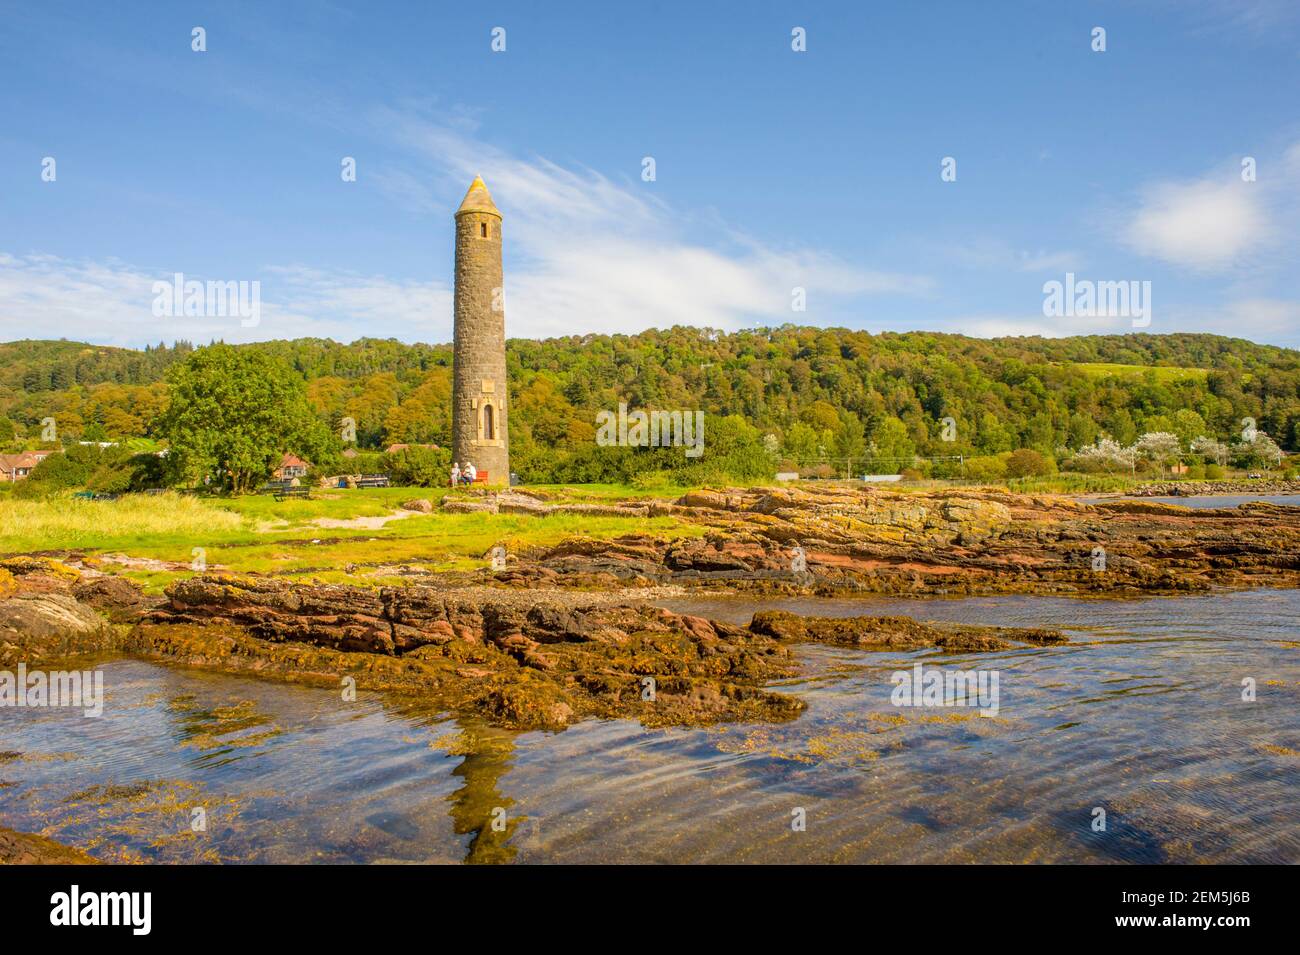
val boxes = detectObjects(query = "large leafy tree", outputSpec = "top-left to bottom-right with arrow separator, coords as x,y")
159,344 -> 334,492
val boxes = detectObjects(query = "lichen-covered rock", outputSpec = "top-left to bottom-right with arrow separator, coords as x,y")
132,574 -> 1063,731
72,575 -> 146,622
0,556 -> 81,581
0,826 -> 99,865
749,610 -> 1065,651
507,484 -> 1300,596
0,592 -> 116,666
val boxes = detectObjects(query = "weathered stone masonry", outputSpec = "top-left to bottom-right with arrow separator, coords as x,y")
451,176 -> 509,484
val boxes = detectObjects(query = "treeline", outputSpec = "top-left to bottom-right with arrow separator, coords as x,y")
1,327 -> 1298,486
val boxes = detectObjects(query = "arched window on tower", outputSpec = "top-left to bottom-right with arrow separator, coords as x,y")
483,403 -> 495,440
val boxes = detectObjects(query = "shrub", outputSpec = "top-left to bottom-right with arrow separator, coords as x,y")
963,455 -> 1008,481
383,445 -> 453,487
12,444 -> 144,498
1005,449 -> 1054,478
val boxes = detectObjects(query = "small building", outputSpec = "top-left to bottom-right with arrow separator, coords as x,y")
0,450 -> 55,482
273,453 -> 310,480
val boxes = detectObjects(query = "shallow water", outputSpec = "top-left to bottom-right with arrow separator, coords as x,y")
2,590 -> 1298,863
1081,493 -> 1300,509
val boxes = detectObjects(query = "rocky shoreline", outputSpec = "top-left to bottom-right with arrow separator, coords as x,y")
504,485 -> 1300,595
2,558 -> 1063,731
1124,479 -> 1300,497
4,483 -> 1300,863
3,484 -> 1299,733
0,824 -> 99,865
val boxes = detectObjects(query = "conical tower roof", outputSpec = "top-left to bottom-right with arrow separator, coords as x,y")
455,175 -> 501,217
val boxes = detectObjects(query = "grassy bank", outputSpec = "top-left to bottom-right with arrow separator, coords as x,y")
0,487 -> 704,590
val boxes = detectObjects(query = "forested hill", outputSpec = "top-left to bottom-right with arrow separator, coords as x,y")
2,328 -> 1298,473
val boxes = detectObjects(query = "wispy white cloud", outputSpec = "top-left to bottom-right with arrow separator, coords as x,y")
934,296 -> 1300,346
1162,297 -> 1300,343
945,238 -> 1082,274
378,110 -> 932,338
1123,177 -> 1268,270
0,253 -> 448,347
1,116 -> 932,347
1120,144 -> 1299,272
1176,0 -> 1300,37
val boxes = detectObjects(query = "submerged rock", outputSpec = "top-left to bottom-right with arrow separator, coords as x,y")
0,593 -> 116,667
0,825 -> 99,865
124,574 -> 1065,731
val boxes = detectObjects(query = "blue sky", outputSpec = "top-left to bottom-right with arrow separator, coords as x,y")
2,0 -> 1298,348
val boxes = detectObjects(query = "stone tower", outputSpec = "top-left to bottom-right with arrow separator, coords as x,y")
452,175 -> 509,485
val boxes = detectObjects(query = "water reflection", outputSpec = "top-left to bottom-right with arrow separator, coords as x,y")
1,589 -> 1297,863
443,724 -> 523,865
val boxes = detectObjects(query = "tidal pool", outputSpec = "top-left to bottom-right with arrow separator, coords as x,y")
2,589 -> 1298,863
1079,493 -> 1300,509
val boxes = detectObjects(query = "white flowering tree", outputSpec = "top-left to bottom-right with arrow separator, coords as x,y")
1233,431 -> 1283,468
1074,436 -> 1137,473
1133,432 -> 1182,471
1190,435 -> 1229,466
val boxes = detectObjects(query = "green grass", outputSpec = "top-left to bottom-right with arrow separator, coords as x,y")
212,486 -> 446,528
0,492 -> 246,552
1003,474 -> 1141,494
870,474 -> 1146,495
0,487 -> 704,587
212,513 -> 698,576
1071,362 -> 1208,383
524,481 -> 695,501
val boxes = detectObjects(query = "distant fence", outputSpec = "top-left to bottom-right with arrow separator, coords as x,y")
784,455 -> 967,479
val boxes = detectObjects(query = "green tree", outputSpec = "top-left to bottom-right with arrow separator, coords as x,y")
1170,409 -> 1208,449
159,344 -> 333,492
866,416 -> 915,473
1005,448 -> 1054,478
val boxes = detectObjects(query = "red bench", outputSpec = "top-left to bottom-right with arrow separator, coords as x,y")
451,471 -> 490,487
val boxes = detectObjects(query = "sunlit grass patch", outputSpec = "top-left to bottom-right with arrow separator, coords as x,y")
525,482 -> 693,501
213,486 -> 444,529
202,513 -> 699,574
0,493 -> 247,553
1071,362 -> 1208,383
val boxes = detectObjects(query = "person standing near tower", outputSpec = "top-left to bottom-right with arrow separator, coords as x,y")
451,176 -> 510,486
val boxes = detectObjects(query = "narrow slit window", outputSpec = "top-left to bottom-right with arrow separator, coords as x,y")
481,222 -> 488,238
483,404 -> 495,440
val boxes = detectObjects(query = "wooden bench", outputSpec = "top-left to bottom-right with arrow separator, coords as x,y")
355,474 -> 390,488
258,481 -> 310,501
